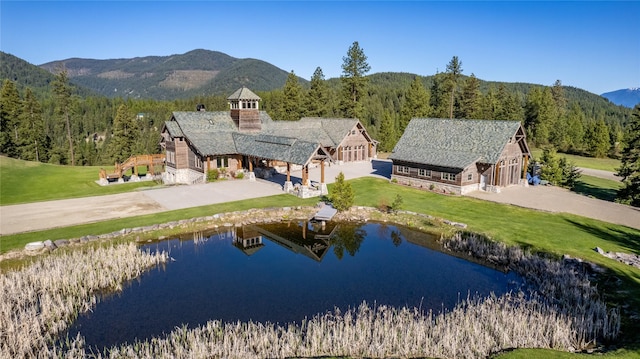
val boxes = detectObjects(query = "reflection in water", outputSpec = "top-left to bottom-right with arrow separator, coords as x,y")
62,221 -> 522,352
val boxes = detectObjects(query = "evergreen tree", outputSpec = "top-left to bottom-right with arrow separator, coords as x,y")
52,68 -> 76,165
281,70 -> 304,121
566,103 -> 585,152
458,73 -> 481,119
399,76 -> 430,133
430,73 -> 451,118
445,56 -> 463,119
340,41 -> 370,119
540,147 -> 563,185
329,171 -> 354,211
18,88 -> 47,162
616,105 -> 640,207
108,104 -> 139,163
0,79 -> 22,157
559,157 -> 581,190
524,86 -> 556,146
479,85 -> 499,120
378,110 -> 398,152
305,67 -> 330,117
585,119 -> 610,158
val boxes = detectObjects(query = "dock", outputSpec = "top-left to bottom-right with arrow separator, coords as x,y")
313,203 -> 338,221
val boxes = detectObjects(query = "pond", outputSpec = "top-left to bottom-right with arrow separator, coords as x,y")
63,221 -> 523,352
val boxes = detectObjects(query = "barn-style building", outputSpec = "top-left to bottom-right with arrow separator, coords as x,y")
160,87 -> 377,196
389,118 -> 531,195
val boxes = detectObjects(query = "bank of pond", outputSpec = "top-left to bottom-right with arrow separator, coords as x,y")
1,219 -> 621,358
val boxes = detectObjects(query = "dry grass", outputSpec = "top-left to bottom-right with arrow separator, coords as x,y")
0,243 -> 167,358
36,232 -> 620,359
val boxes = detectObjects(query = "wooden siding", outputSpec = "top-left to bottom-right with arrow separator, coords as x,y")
174,138 -> 189,170
337,125 -> 371,162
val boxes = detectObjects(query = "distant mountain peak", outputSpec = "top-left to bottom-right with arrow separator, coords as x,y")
601,87 -> 640,108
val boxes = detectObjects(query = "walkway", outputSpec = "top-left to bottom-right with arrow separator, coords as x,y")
1,160 -> 638,235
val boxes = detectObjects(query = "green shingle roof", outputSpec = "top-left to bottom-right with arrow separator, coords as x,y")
389,118 -> 525,170
227,86 -> 261,101
233,133 -> 323,165
260,117 -> 360,147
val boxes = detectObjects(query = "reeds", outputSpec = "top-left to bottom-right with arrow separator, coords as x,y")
1,228 -> 620,358
0,243 -> 167,358
51,232 -> 619,359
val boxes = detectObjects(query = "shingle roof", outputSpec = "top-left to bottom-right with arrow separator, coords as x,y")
389,118 -> 524,170
260,117 -> 359,147
227,86 -> 261,101
233,133 -> 323,165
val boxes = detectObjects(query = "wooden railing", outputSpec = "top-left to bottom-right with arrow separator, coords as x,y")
99,154 -> 165,180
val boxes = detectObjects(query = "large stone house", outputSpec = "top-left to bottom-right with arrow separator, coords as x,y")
160,87 -> 377,194
389,118 -> 531,195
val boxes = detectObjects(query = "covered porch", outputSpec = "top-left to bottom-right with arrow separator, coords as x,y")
233,133 -> 333,198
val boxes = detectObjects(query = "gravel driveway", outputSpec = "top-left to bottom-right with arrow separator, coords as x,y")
1,160 -> 638,235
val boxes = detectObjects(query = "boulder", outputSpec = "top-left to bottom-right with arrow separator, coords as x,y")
25,241 -> 44,251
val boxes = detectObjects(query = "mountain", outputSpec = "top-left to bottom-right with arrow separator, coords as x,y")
39,49 -> 305,100
601,88 -> 640,108
0,51 -> 97,98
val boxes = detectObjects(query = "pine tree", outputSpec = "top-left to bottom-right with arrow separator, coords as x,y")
616,105 -> 640,206
430,73 -> 450,118
540,147 -> 563,185
305,67 -> 330,117
18,88 -> 47,162
586,119 -> 610,158
0,79 -> 22,157
399,76 -> 430,133
479,85 -> 499,120
340,41 -> 370,119
378,110 -> 398,152
108,104 -> 139,163
458,74 -> 481,119
329,171 -> 354,211
52,68 -> 76,165
524,87 -> 556,146
445,56 -> 463,119
566,103 -> 585,152
282,70 -> 304,121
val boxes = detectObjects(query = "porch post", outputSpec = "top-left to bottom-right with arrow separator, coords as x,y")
522,155 -> 529,179
248,157 -> 256,182
283,162 -> 294,193
320,159 -> 328,195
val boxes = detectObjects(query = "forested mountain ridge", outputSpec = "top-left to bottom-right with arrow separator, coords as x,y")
601,88 -> 640,108
38,49 -> 305,99
0,49 -> 634,171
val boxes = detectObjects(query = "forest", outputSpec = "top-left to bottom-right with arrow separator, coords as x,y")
0,44 -> 634,169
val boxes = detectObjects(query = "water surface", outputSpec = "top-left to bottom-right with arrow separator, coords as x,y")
65,221 -> 521,350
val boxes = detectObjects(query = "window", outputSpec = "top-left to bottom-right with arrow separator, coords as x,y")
441,172 -> 456,181
418,169 -> 432,177
467,173 -> 473,181
397,166 -> 410,174
195,156 -> 202,169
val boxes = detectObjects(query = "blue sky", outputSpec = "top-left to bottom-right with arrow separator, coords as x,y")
1,1 -> 638,95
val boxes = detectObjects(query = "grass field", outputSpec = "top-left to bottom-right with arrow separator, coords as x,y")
531,148 -> 622,172
1,157 -> 639,358
574,175 -> 624,202
0,156 -> 162,205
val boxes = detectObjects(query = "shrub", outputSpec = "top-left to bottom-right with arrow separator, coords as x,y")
329,172 -> 354,211
235,172 -> 244,179
207,169 -> 220,182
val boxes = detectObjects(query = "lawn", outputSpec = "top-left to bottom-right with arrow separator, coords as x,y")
0,156 -> 161,205
574,175 -> 624,202
531,148 -> 621,172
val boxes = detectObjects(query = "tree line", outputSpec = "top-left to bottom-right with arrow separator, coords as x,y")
0,41 -> 633,167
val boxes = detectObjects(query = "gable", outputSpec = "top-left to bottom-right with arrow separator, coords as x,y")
390,118 -> 525,170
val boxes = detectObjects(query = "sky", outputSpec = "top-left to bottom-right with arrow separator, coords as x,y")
1,1 -> 638,95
